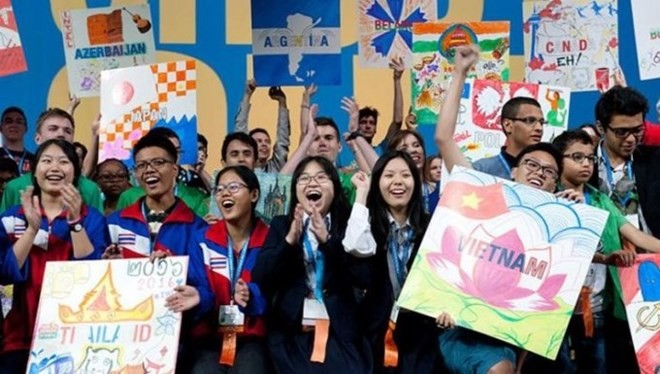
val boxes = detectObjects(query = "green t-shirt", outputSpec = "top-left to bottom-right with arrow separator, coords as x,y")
116,182 -> 209,218
0,173 -> 104,213
339,172 -> 356,205
587,184 -> 630,320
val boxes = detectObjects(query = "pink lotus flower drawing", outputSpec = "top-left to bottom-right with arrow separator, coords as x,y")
427,225 -> 566,311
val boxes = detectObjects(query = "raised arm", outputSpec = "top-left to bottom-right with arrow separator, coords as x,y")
382,57 -> 405,145
234,79 -> 256,133
268,87 -> 291,170
342,97 -> 379,171
434,45 -> 480,173
280,104 -> 318,175
82,114 -> 100,177
299,83 -> 317,144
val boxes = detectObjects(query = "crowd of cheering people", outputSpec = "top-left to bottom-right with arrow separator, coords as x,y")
0,45 -> 659,373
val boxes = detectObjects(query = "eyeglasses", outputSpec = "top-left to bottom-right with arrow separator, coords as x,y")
606,125 -> 644,139
520,158 -> 558,179
97,173 -> 129,182
214,182 -> 247,195
563,152 -> 597,164
134,158 -> 174,172
297,171 -> 330,185
508,117 -> 547,126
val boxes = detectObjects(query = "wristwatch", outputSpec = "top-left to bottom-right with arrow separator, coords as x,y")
346,131 -> 363,141
69,221 -> 84,233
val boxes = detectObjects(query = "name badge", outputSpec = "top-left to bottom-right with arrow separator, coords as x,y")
626,214 -> 640,229
302,298 -> 329,326
219,304 -> 245,327
390,305 -> 400,324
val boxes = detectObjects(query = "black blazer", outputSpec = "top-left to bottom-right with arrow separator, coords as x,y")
633,145 -> 660,237
252,215 -> 369,342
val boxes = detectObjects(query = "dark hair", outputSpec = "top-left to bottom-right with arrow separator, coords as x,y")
359,107 -> 379,122
94,158 -> 130,181
0,158 -> 19,176
31,139 -> 82,196
73,142 -> 88,163
424,155 -> 441,182
514,142 -> 563,177
148,126 -> 180,142
133,133 -> 178,162
386,130 -> 427,175
221,132 -> 258,162
314,117 -> 340,139
215,165 -> 261,216
501,97 -> 542,135
552,129 -> 594,154
1,106 -> 27,127
578,123 -> 601,138
595,86 -> 648,128
368,151 -> 428,250
249,128 -> 270,139
36,108 -> 75,132
197,133 -> 208,149
288,156 -> 349,238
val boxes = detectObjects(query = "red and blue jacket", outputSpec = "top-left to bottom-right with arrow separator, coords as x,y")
106,198 -> 213,316
0,205 -> 108,353
193,219 -> 269,338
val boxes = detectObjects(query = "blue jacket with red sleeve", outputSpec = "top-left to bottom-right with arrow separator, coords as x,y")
192,219 -> 269,339
106,198 -> 213,317
0,205 -> 108,353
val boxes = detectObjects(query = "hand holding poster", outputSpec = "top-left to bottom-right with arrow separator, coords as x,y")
0,0 -> 27,77
357,0 -> 437,68
27,257 -> 188,373
618,254 -> 660,374
251,0 -> 341,86
61,4 -> 156,97
397,167 -> 608,359
99,60 -> 198,167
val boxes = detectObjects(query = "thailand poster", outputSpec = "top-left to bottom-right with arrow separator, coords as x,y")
631,0 -> 660,81
99,60 -> 198,167
27,257 -> 188,373
523,0 -> 619,92
61,4 -> 156,97
455,78 -> 570,162
619,254 -> 660,374
0,0 -> 27,77
357,0 -> 437,68
412,21 -> 511,127
251,0 -> 341,86
397,167 -> 608,359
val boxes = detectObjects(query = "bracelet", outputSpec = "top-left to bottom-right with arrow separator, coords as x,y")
67,217 -> 82,225
301,104 -> 310,109
346,131 -> 363,141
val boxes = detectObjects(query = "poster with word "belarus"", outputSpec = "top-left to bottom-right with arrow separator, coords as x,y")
523,0 -> 619,92
412,21 -> 511,127
61,4 -> 156,97
631,0 -> 660,81
251,0 -> 341,86
398,167 -> 608,359
27,258 -> 188,373
358,0 -> 437,68
455,79 -> 570,162
0,0 -> 26,77
99,60 -> 197,167
619,254 -> 660,374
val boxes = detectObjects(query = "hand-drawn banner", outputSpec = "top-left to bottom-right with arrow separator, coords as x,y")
523,0 -> 619,92
99,60 -> 197,167
619,254 -> 660,374
412,21 -> 511,126
631,0 -> 660,81
61,4 -> 156,97
27,257 -> 188,374
398,167 -> 608,359
251,0 -> 341,86
455,78 -> 570,162
357,0 -> 437,68
0,0 -> 27,77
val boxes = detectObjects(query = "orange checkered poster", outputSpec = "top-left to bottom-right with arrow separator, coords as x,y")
99,60 -> 197,167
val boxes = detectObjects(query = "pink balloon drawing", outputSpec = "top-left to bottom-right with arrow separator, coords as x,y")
112,81 -> 135,105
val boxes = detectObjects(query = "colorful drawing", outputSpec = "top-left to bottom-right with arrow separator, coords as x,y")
357,0 -> 436,68
453,79 -> 570,161
0,0 -> 27,77
631,0 -> 660,81
523,0 -> 619,92
619,254 -> 660,374
61,4 -> 156,97
27,258 -> 188,374
397,167 -> 608,359
412,21 -> 511,126
210,171 -> 292,224
251,0 -> 341,86
99,60 -> 198,167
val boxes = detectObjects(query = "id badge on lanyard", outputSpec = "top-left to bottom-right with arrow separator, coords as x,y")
219,304 -> 245,332
303,298 -> 329,326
